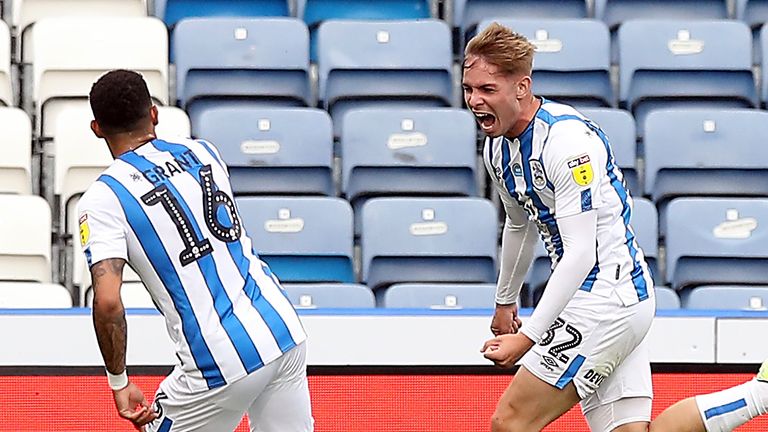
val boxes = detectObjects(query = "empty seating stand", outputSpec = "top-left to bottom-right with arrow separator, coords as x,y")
194,107 -> 334,196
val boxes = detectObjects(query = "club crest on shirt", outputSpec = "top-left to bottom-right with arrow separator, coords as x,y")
529,160 -> 547,190
568,154 -> 594,187
79,214 -> 90,247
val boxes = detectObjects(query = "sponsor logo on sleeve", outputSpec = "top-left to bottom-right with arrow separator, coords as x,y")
79,214 -> 90,247
568,154 -> 593,187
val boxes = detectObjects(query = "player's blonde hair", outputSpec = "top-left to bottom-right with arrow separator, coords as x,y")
464,22 -> 535,77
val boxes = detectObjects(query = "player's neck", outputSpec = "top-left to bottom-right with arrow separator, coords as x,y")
505,95 -> 540,139
106,129 -> 157,158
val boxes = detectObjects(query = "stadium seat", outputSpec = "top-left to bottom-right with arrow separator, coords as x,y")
618,20 -> 756,135
297,0 -> 432,60
341,108 -> 478,223
525,197 -> 658,306
0,108 -> 33,195
12,0 -> 148,61
0,21 -> 11,107
644,109 -> 768,206
29,17 -> 169,138
762,26 -> 768,105
195,107 -> 334,196
172,17 -> 311,128
282,283 -> 375,308
155,0 -> 291,28
381,283 -> 495,308
85,281 -> 155,309
360,197 -> 497,291
579,108 -> 638,194
477,18 -> 612,107
0,195 -> 51,283
453,0 -> 589,43
735,0 -> 768,64
595,0 -> 729,30
665,198 -> 768,290
0,282 -> 71,308
155,106 -> 192,140
317,20 -> 454,136
236,197 -> 355,283
681,285 -> 768,310
655,286 -> 681,310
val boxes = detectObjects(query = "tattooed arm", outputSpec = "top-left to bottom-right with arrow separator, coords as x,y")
91,258 -> 157,428
91,258 -> 127,375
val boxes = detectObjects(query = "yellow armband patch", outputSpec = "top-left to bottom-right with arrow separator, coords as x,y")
568,154 -> 593,187
79,214 -> 90,246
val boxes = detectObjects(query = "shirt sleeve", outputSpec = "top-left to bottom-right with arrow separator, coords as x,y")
77,182 -> 128,268
542,121 -> 608,219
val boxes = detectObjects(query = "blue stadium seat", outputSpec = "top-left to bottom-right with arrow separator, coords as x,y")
618,20 -> 756,135
524,197 -> 658,306
297,0 -> 431,61
173,17 -> 311,128
681,285 -> 768,310
381,283 -> 496,308
317,20 -> 454,136
735,0 -> 768,64
453,0 -> 589,42
763,27 -> 768,104
477,19 -> 612,107
155,0 -> 291,27
236,197 -> 354,283
665,198 -> 768,290
655,286 -> 681,310
341,108 -> 478,225
595,0 -> 728,30
195,107 -> 334,196
361,197 -> 498,291
644,109 -> 768,205
283,283 -> 375,308
579,108 -> 638,194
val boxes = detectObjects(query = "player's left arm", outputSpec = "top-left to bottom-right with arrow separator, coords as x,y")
520,123 -> 606,344
483,125 -> 605,366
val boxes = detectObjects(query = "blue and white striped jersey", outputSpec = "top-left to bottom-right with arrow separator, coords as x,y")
483,99 -> 653,306
78,137 -> 307,392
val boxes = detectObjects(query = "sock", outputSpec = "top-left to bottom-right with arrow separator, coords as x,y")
695,379 -> 768,432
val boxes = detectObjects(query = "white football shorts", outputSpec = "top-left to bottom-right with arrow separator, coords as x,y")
520,288 -> 656,420
147,342 -> 313,432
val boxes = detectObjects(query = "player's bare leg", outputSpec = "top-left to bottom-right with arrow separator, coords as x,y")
613,421 -> 652,432
491,366 -> 580,432
650,398 -> 704,432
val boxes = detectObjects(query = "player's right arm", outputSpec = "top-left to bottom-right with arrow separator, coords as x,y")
483,139 -> 538,335
79,183 -> 157,429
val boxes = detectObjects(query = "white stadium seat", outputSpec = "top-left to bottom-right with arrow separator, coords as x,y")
0,107 -> 33,195
12,0 -> 148,61
0,21 -> 13,106
30,16 -> 168,137
0,282 -> 72,308
0,195 -> 51,283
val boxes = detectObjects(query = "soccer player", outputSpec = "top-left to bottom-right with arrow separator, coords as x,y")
465,23 -> 656,431
79,69 -> 313,432
467,22 -> 768,432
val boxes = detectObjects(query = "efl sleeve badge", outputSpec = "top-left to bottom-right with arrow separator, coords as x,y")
567,154 -> 594,187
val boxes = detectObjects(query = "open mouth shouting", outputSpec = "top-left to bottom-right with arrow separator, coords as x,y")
473,111 -> 497,133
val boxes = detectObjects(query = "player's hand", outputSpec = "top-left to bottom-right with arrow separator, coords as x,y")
490,303 -> 523,336
112,382 -> 158,431
481,333 -> 535,368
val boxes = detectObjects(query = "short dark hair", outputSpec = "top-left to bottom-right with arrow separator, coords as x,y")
89,69 -> 152,133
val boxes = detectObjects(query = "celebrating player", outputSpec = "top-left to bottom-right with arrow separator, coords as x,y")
467,22 -> 768,432
80,69 -> 313,432
465,23 -> 655,431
